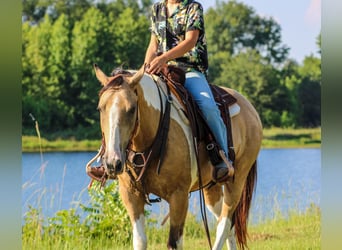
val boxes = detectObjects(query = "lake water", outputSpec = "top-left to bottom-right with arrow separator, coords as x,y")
22,148 -> 320,224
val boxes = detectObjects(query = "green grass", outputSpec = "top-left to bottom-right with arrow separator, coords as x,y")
22,204 -> 320,250
248,204 -> 320,249
22,127 -> 321,152
262,127 -> 321,148
22,135 -> 101,152
22,180 -> 320,250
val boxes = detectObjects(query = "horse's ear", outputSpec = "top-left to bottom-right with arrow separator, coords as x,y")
128,64 -> 146,88
94,64 -> 109,86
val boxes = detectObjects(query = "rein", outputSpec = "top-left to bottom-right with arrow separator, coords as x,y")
159,70 -> 213,249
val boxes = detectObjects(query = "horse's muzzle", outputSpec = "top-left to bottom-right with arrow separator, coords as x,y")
104,158 -> 124,177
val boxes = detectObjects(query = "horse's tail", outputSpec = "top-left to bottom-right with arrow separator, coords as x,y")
232,160 -> 257,250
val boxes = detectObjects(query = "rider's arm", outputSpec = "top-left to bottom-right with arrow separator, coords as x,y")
147,29 -> 199,74
144,34 -> 158,66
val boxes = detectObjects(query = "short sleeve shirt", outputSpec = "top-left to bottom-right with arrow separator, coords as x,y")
150,0 -> 208,74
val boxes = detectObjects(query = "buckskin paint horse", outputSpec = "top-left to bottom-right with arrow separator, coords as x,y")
91,64 -> 262,250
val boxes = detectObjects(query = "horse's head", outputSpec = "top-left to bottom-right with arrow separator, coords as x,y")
94,64 -> 145,177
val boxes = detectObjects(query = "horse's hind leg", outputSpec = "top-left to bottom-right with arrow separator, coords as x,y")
119,184 -> 147,250
204,184 -> 236,250
167,190 -> 189,250
204,184 -> 223,220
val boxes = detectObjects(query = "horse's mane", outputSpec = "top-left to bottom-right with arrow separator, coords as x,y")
98,67 -> 134,97
110,66 -> 133,77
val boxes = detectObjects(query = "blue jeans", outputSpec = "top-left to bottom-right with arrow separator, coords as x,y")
184,71 -> 229,158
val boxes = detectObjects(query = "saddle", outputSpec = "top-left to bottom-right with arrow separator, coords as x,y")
159,65 -> 238,166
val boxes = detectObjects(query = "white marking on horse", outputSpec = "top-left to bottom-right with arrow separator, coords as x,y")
133,214 -> 147,250
108,100 -> 122,161
213,217 -> 236,250
140,75 -> 196,184
206,196 -> 223,220
176,235 -> 184,250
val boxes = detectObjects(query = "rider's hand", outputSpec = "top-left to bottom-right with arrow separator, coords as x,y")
146,54 -> 168,74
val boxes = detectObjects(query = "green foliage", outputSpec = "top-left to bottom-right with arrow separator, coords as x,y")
297,77 -> 321,127
205,1 -> 289,64
298,55 -> 321,82
22,1 -> 150,138
22,206 -> 44,244
22,181 -> 133,249
45,209 -> 83,241
81,181 -> 132,243
248,204 -> 320,249
261,127 -> 321,148
214,49 -> 293,127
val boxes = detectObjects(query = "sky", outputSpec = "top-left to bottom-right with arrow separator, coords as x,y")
200,0 -> 321,63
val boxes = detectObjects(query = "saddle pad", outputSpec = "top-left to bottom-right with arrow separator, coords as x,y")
210,84 -> 240,118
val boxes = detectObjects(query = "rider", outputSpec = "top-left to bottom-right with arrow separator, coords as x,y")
144,0 -> 232,183
88,0 -> 233,183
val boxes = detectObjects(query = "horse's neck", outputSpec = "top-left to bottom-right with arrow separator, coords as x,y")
131,76 -> 164,151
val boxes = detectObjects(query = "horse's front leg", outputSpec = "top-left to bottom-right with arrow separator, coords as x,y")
119,182 -> 147,250
167,190 -> 189,250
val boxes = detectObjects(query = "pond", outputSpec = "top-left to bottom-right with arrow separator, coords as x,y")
22,148 -> 320,224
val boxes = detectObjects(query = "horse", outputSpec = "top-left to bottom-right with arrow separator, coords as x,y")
92,64 -> 263,250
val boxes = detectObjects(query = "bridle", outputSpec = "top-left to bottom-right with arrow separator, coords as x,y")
87,72 -> 172,187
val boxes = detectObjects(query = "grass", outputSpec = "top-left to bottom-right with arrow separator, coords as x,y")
248,204 -> 320,249
23,178 -> 320,250
22,135 -> 101,152
22,127 -> 321,152
262,127 -> 321,148
22,200 -> 320,250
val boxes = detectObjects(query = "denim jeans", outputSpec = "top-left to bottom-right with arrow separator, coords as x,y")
184,71 -> 229,158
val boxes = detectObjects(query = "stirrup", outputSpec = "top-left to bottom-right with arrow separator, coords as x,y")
86,165 -> 109,189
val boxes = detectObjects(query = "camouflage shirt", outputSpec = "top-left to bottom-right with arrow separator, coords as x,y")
150,0 -> 208,75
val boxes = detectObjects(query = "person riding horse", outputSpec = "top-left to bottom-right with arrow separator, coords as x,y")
89,0 -> 233,183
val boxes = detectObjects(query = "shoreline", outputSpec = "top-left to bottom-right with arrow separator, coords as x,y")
22,127 -> 321,153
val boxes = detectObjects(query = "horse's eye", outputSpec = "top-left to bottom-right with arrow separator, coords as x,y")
128,106 -> 136,115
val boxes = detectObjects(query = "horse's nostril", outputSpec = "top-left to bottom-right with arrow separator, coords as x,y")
115,160 -> 122,172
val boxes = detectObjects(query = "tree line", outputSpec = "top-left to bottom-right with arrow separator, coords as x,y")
22,0 -> 321,139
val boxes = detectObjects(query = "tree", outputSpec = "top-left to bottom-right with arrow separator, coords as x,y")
279,59 -> 302,127
47,14 -> 74,128
69,7 -> 111,129
22,15 -> 54,131
298,56 -> 321,83
205,1 -> 289,65
22,0 -> 95,24
296,77 -> 320,127
109,7 -> 150,68
295,54 -> 321,127
22,0 -> 49,23
22,14 -> 76,133
217,49 -> 292,127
